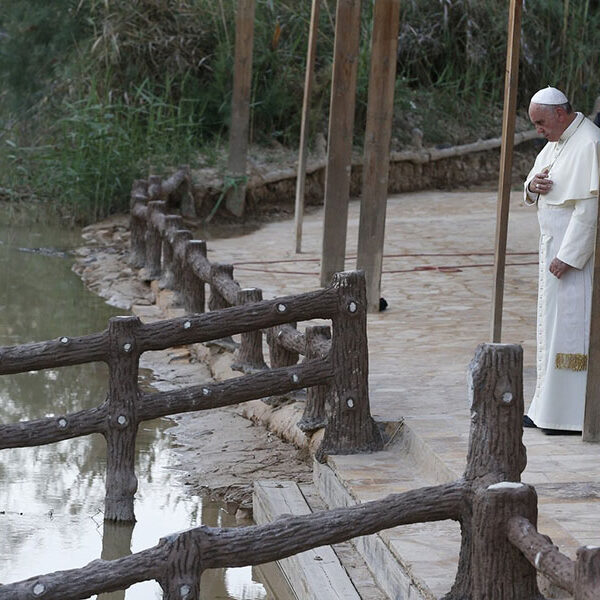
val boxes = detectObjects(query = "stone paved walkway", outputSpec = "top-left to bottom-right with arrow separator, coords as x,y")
202,187 -> 600,598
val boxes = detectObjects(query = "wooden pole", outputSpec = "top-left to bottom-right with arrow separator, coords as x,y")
294,0 -> 321,254
225,0 -> 256,217
356,0 -> 401,312
490,0 -> 522,342
319,0 -> 362,286
583,186 -> 600,441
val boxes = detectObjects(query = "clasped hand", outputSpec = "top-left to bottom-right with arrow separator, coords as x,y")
529,168 -> 553,194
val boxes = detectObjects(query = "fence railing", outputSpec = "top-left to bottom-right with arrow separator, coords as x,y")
0,267 -> 383,522
2,342 -> 599,599
129,170 -> 380,446
2,170 -> 599,598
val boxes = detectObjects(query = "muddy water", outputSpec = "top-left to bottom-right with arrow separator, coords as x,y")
0,210 -> 292,599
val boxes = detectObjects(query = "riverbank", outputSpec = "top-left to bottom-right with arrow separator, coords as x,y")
73,215 -> 313,515
72,184 -> 600,599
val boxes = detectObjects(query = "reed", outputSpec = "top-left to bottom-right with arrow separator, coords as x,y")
0,0 -> 599,223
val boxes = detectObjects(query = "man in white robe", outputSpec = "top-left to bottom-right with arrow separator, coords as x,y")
523,87 -> 600,434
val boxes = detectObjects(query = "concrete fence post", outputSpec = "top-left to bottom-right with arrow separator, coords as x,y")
575,546 -> 600,600
446,343 -> 536,599
129,179 -> 148,268
183,241 -> 207,314
232,287 -> 267,372
159,529 -> 205,600
317,270 -> 383,461
159,215 -> 183,289
145,201 -> 166,280
105,316 -> 142,522
471,482 -> 540,599
298,325 -> 331,433
265,323 -> 299,406
171,230 -> 193,306
208,264 -> 234,311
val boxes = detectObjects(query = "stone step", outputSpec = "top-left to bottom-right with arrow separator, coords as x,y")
253,480 -> 363,600
313,420 -> 581,600
313,449 -> 458,600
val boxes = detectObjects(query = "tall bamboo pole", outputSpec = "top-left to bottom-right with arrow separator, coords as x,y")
583,182 -> 600,442
320,0 -> 362,287
225,0 -> 256,217
490,0 -> 523,342
294,0 -> 321,254
356,0 -> 401,312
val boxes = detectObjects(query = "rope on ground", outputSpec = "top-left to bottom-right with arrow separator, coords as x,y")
232,260 -> 539,276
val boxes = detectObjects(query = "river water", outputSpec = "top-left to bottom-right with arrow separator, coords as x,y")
0,208 -> 292,599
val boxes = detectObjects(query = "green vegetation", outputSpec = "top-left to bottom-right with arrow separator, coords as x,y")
0,0 -> 599,223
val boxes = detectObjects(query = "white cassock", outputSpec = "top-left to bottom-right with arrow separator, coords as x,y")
524,113 -> 600,430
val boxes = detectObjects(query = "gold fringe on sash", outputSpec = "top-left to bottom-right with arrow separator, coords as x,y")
555,353 -> 588,371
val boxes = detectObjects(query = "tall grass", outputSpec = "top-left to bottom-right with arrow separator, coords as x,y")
1,78 -> 201,223
1,0 -> 599,223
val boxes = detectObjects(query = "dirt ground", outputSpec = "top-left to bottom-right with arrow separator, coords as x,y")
73,215 -> 312,514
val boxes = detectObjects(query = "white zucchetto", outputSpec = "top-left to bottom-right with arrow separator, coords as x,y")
530,86 -> 569,106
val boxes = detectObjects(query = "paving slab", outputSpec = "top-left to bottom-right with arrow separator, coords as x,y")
201,188 -> 600,598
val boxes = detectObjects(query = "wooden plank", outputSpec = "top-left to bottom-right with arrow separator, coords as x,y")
225,0 -> 256,217
320,0 -> 362,286
583,182 -> 600,441
253,480 -> 361,600
294,0 -> 321,254
356,0 -> 401,312
490,0 -> 522,342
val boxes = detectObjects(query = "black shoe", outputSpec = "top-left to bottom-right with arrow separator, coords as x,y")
541,428 -> 581,436
522,415 -> 537,428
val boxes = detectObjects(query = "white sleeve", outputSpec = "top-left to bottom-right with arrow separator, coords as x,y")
556,196 -> 598,269
523,178 -> 538,205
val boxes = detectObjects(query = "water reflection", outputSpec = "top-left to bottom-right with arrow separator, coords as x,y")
0,210 -> 288,599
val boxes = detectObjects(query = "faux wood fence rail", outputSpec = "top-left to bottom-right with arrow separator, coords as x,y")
129,171 -> 358,437
0,270 -> 382,523
266,322 -> 332,432
2,343 -> 598,599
